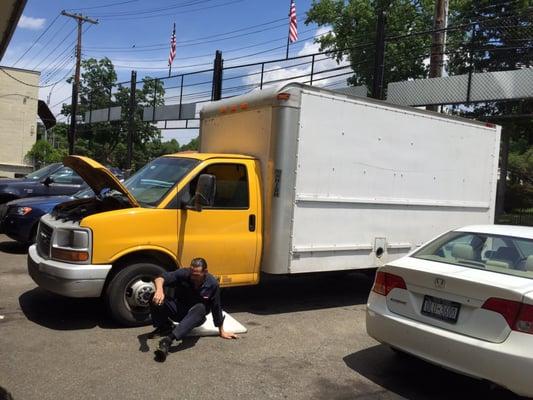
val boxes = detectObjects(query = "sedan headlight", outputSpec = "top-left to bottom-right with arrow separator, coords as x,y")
15,206 -> 32,216
51,228 -> 91,263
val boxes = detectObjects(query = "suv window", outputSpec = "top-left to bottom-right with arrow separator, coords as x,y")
49,167 -> 83,184
178,163 -> 249,209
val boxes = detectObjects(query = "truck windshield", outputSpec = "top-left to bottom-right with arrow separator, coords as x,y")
124,157 -> 198,206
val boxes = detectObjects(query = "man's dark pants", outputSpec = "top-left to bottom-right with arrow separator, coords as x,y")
150,299 -> 207,341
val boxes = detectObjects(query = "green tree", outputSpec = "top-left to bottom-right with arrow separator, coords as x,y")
60,58 -> 165,169
180,137 -> 199,151
445,0 -> 532,213
25,140 -> 66,167
305,0 -> 439,89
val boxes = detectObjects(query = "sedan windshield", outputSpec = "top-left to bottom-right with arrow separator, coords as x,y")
413,231 -> 533,279
25,163 -> 61,180
124,157 -> 198,206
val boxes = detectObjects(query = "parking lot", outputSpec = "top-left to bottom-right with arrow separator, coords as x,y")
0,234 -> 526,400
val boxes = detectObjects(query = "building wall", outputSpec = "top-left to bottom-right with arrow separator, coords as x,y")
0,66 -> 39,177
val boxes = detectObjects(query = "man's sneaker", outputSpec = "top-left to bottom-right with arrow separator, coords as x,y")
154,337 -> 172,362
147,325 -> 173,339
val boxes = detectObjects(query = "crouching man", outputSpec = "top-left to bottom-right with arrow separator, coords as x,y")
149,257 -> 238,362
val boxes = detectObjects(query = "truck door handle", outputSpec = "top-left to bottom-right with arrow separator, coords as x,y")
249,214 -> 256,232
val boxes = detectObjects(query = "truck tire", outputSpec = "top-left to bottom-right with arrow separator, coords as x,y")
105,262 -> 166,326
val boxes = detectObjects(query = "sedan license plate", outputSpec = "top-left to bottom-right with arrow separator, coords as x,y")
421,295 -> 461,323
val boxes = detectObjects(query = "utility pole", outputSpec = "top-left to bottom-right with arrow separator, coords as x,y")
371,8 -> 387,100
61,10 -> 98,155
427,0 -> 449,111
126,70 -> 137,171
211,50 -> 223,101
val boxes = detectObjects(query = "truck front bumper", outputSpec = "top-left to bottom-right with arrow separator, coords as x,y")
27,244 -> 112,298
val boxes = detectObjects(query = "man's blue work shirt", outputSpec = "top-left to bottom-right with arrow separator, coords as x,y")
161,268 -> 225,327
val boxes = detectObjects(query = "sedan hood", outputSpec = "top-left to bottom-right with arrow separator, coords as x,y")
7,195 -> 74,208
63,156 -> 139,207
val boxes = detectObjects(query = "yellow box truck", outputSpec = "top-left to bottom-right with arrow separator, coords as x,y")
27,84 -> 500,325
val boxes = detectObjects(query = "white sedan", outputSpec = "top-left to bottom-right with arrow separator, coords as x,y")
366,225 -> 533,397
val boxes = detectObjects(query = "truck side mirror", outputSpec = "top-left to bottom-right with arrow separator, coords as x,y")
189,174 -> 216,211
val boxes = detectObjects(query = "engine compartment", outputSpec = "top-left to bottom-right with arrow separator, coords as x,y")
51,192 -> 133,222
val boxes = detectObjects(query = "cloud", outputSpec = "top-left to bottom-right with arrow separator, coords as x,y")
18,15 -> 46,30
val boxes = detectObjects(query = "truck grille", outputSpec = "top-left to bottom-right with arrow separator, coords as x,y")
36,222 -> 53,259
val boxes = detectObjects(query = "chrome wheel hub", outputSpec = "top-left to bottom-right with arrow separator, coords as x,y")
126,279 -> 155,308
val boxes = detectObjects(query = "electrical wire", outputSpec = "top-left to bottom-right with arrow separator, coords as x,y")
18,19 -> 72,69
65,0 -> 140,11
94,0 -> 245,21
11,14 -> 61,67
85,16 -> 296,50
108,28 -> 331,71
31,24 -> 77,70
0,65 -> 74,88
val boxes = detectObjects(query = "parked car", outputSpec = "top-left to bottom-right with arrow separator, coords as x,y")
0,163 -> 86,204
0,188 -> 94,244
366,225 -> 533,398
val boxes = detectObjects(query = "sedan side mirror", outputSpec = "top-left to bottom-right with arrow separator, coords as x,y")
188,174 -> 216,211
42,176 -> 53,186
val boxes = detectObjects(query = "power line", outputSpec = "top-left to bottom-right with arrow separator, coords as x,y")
18,19 -> 71,69
30,24 -> 77,70
101,27 -> 326,71
0,65 -> 74,88
92,0 -> 228,18
42,55 -> 76,84
86,16 -> 308,52
38,24 -> 93,76
11,14 -> 61,67
85,16 -> 290,50
65,0 -> 140,11
95,0 -> 245,21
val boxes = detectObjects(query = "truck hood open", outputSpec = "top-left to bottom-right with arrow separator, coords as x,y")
63,156 -> 139,207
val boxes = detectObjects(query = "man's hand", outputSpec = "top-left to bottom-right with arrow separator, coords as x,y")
219,328 -> 238,340
152,277 -> 165,306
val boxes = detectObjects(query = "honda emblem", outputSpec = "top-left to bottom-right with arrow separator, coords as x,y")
434,278 -> 446,289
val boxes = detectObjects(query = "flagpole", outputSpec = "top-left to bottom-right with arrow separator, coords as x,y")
286,0 -> 291,59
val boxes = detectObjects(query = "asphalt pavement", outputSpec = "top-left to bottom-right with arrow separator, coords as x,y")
0,234 -> 525,400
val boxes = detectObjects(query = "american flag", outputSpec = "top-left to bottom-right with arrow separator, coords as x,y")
168,23 -> 176,66
289,0 -> 298,43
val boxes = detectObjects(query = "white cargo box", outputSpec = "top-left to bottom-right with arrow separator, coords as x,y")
200,83 -> 500,275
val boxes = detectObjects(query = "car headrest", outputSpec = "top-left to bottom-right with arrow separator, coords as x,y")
526,255 -> 533,272
486,259 -> 510,269
452,243 -> 474,260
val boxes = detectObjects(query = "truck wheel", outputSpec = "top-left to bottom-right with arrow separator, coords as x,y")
105,262 -> 166,326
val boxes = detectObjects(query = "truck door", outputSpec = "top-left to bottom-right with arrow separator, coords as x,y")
177,161 -> 260,286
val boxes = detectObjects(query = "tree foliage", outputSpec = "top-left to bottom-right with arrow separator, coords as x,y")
305,0 -> 439,88
59,57 -> 193,170
26,140 -> 66,167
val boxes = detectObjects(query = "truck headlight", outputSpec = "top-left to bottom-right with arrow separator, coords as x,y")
51,228 -> 91,263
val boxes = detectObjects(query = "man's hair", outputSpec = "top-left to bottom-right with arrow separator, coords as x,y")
190,257 -> 208,270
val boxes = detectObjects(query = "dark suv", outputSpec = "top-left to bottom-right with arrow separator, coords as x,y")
0,163 -> 86,205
